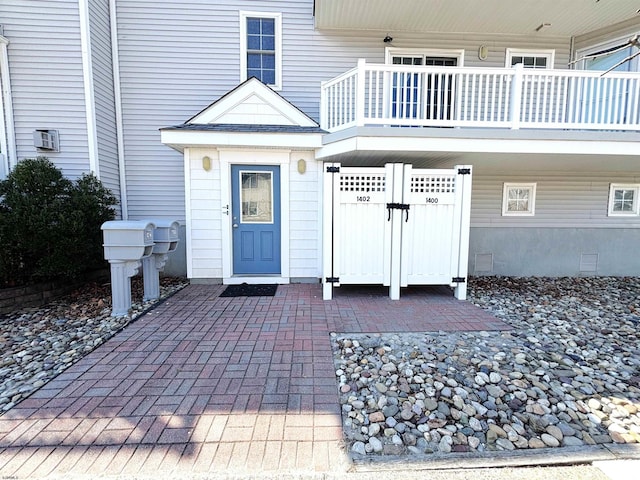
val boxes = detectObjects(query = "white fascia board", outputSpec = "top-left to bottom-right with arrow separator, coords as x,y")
161,130 -> 323,151
315,137 -> 359,159
316,135 -> 640,158
189,78 -> 317,127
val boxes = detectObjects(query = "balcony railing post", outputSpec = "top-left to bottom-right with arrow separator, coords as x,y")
320,80 -> 328,130
356,59 -> 366,127
509,63 -> 524,130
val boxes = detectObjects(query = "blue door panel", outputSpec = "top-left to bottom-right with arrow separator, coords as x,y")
231,165 -> 281,274
260,231 -> 274,260
240,231 -> 255,261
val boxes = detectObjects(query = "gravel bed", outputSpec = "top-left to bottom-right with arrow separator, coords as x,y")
0,276 -> 188,412
333,277 -> 640,457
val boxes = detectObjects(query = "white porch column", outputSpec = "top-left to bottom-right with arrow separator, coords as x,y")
453,165 -> 473,300
322,163 -> 339,300
509,63 -> 524,130
388,163 -> 404,300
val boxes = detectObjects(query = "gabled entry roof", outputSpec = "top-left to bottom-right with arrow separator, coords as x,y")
161,78 -> 324,152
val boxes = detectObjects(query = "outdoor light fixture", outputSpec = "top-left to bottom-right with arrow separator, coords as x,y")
297,158 -> 306,174
478,45 -> 489,60
383,35 -> 393,43
202,156 -> 211,171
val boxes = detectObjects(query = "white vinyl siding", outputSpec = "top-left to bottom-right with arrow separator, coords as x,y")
115,0 -> 570,221
188,149 -> 223,278
0,0 -> 90,178
472,173 -> 640,228
88,0 -> 120,206
288,151 -> 320,278
186,148 -> 320,280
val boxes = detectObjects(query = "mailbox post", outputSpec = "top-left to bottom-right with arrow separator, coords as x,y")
101,220 -> 155,316
142,220 -> 179,301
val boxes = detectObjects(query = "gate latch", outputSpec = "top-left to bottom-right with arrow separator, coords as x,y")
386,203 -> 410,222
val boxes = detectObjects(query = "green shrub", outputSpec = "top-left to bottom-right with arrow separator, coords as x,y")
0,157 -> 117,286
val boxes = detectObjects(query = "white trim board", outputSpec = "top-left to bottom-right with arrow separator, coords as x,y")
188,78 -> 317,126
183,148 -> 193,279
0,35 -> 16,177
316,135 -> 640,159
385,47 -> 465,66
109,0 -> 128,218
162,130 -> 322,152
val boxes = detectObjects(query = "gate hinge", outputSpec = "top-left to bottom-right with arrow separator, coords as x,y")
452,277 -> 466,283
457,168 -> 471,175
325,277 -> 340,283
326,166 -> 340,173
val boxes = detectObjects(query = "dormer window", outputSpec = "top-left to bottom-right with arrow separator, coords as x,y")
240,11 -> 282,90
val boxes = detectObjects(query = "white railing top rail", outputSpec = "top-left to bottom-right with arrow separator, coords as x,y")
320,66 -> 358,89
349,60 -> 640,79
321,59 -> 640,132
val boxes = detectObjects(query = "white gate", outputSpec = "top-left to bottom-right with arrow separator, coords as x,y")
323,163 -> 472,300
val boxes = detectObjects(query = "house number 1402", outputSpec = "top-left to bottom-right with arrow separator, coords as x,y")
357,196 -> 370,202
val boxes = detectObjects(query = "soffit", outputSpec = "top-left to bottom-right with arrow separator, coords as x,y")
314,0 -> 640,37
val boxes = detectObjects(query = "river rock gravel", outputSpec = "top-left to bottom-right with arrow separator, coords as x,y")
333,276 -> 640,457
0,276 -> 187,412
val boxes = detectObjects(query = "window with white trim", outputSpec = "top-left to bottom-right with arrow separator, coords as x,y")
608,184 -> 640,216
502,183 -> 536,216
577,34 -> 640,73
240,11 -> 282,89
506,49 -> 554,69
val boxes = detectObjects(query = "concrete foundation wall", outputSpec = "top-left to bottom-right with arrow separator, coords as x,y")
469,227 -> 640,276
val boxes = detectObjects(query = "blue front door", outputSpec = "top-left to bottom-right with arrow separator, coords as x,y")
231,165 -> 281,274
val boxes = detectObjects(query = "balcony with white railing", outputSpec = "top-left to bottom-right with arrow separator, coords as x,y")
320,59 -> 640,133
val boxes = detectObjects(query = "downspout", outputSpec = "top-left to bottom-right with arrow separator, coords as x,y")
0,35 -> 17,175
78,0 -> 100,176
109,0 -> 129,219
569,36 -> 576,69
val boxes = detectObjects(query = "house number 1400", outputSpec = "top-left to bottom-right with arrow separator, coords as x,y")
425,197 -> 439,204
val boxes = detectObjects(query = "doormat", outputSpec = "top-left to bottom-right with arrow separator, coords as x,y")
220,284 -> 278,297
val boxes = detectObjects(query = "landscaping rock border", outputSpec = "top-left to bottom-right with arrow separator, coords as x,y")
333,277 -> 640,457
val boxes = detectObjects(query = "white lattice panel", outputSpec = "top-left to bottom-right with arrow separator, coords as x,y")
406,171 -> 456,205
338,173 -> 386,203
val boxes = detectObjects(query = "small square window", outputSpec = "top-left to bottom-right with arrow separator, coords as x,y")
608,184 -> 640,216
502,183 -> 536,216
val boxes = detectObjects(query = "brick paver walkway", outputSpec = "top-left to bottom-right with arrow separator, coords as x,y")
0,283 -> 507,478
